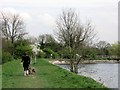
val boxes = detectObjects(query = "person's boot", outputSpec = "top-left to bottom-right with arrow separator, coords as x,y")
24,71 -> 26,76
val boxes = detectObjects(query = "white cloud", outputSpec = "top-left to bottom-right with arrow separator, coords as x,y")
20,13 -> 32,22
0,8 -> 17,13
1,0 -> 119,8
0,8 -> 32,22
38,13 -> 56,28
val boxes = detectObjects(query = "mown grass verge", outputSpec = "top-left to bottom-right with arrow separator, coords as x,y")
2,58 -> 108,89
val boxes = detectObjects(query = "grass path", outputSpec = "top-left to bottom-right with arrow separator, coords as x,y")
2,59 -> 47,88
2,58 -> 107,88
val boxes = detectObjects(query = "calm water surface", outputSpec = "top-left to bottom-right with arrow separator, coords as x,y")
57,64 -> 118,88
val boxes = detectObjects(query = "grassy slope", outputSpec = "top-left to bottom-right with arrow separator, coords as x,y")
2,58 -> 107,88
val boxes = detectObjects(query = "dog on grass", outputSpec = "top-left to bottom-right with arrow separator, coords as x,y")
28,67 -> 36,75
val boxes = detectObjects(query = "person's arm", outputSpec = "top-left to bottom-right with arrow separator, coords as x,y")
21,56 -> 24,62
28,56 -> 30,65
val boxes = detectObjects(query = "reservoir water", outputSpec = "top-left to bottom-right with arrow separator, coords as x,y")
57,64 -> 119,88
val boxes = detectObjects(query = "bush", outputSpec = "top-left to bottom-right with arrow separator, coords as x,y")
14,45 -> 32,59
43,48 -> 59,59
2,51 -> 13,63
58,47 -> 75,59
87,52 -> 97,60
37,51 -> 45,58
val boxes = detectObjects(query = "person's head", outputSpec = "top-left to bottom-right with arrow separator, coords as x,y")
24,52 -> 27,56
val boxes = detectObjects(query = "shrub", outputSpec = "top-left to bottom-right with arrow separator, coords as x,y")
43,48 -> 59,59
58,47 -> 75,59
37,51 -> 45,58
14,45 -> 32,59
2,51 -> 13,63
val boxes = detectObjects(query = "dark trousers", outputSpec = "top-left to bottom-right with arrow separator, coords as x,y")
23,63 -> 29,71
23,66 -> 29,71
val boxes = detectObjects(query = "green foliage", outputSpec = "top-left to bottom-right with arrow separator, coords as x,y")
14,39 -> 31,47
58,46 -> 98,60
87,52 -> 97,60
2,38 -> 14,55
14,45 -> 32,59
74,47 -> 97,60
44,43 -> 63,52
13,39 -> 32,59
58,47 -> 75,59
108,43 -> 118,56
2,38 -> 33,61
2,51 -> 13,63
2,39 -> 14,63
85,48 -> 97,60
37,51 -> 45,58
43,48 -> 59,59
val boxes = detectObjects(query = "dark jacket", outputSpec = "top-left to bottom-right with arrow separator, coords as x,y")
21,55 -> 30,67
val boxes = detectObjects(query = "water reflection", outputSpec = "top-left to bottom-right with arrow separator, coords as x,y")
57,64 -> 118,88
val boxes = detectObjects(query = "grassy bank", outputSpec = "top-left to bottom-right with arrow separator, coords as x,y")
2,58 -> 107,88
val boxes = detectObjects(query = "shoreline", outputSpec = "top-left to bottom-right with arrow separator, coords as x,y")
49,60 -> 120,65
78,73 -> 108,88
52,61 -> 109,88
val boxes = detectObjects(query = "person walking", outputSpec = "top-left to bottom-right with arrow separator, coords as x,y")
21,52 -> 30,76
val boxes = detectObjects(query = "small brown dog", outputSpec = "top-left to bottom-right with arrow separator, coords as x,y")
28,67 -> 36,75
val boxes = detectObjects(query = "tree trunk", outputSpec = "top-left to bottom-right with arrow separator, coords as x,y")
74,64 -> 78,74
70,59 -> 74,72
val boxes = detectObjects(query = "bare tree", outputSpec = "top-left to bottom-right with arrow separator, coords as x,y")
0,12 -> 27,44
56,9 -> 96,73
38,34 -> 56,46
96,41 -> 111,57
96,41 -> 110,49
29,36 -> 38,44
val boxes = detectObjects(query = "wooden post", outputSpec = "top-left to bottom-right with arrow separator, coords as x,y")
34,55 -> 36,63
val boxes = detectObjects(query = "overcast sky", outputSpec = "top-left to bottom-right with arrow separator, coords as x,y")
0,0 -> 119,44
